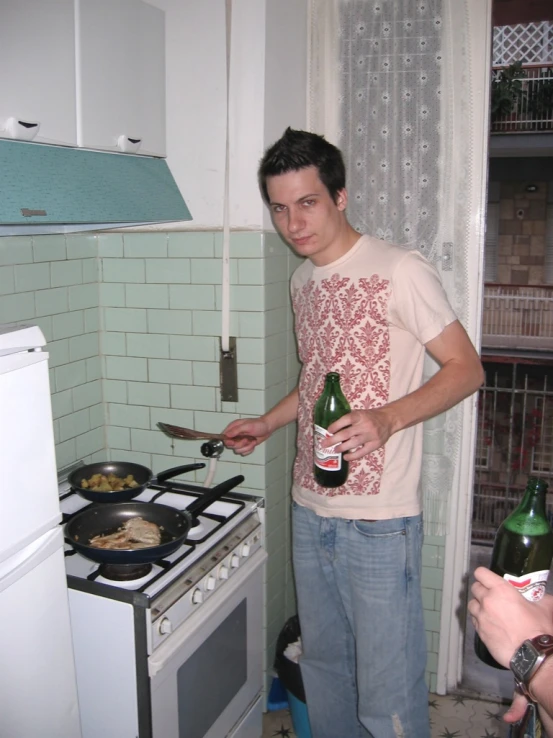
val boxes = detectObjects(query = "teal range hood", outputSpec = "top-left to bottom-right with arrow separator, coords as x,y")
0,139 -> 192,236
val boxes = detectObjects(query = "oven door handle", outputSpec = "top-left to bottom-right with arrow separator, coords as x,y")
148,548 -> 267,678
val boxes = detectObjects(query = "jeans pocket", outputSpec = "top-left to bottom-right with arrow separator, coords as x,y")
352,517 -> 407,538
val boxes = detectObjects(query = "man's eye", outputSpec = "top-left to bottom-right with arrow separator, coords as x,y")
272,205 -> 286,213
303,200 -> 315,207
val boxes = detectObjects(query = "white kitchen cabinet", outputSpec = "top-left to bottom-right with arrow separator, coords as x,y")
76,0 -> 166,157
0,0 -> 77,146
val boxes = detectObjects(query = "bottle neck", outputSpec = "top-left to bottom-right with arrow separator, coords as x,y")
504,479 -> 550,536
516,484 -> 548,519
325,373 -> 340,387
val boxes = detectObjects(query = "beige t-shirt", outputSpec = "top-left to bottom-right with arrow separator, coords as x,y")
290,234 -> 457,520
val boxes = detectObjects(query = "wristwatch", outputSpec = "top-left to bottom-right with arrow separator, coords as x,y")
510,634 -> 553,700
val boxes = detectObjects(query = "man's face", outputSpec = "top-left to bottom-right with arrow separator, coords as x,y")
266,166 -> 347,266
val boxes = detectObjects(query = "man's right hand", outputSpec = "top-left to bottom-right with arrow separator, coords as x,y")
468,567 -> 553,667
223,387 -> 299,456
223,418 -> 271,456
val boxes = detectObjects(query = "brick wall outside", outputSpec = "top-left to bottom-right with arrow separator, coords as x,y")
498,180 -> 548,285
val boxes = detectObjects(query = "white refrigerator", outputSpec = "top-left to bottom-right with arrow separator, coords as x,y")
0,322 -> 82,738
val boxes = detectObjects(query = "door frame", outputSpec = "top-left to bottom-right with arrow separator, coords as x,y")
436,0 -> 493,694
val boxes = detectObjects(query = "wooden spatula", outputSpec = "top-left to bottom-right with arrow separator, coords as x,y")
157,422 -> 256,443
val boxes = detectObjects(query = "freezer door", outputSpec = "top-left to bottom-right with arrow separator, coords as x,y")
0,527 -> 82,738
0,322 -> 46,356
0,352 -> 62,561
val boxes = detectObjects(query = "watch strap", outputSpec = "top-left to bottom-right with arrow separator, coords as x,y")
514,634 -> 553,701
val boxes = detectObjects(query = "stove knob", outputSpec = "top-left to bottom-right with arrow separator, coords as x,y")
158,617 -> 172,635
218,565 -> 229,580
205,575 -> 216,591
230,554 -> 240,568
192,588 -> 204,604
241,543 -> 251,557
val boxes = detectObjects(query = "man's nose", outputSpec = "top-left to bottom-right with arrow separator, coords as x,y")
288,209 -> 304,233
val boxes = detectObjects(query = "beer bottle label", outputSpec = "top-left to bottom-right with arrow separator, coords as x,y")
314,424 -> 342,471
504,570 -> 550,602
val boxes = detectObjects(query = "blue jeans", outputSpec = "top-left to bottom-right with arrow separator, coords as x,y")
292,502 -> 430,738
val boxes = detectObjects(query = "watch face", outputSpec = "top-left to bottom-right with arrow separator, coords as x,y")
511,641 -> 538,681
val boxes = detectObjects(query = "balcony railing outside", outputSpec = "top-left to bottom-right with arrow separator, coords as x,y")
491,63 -> 553,133
482,283 -> 553,350
493,22 -> 553,67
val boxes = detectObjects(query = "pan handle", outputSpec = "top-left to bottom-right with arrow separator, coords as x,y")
184,474 -> 245,517
156,463 -> 206,485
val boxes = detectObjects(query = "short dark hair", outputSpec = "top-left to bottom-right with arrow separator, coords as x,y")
258,127 -> 346,205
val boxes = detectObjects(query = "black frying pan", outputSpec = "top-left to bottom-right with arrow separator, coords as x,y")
69,462 -> 206,503
64,474 -> 245,564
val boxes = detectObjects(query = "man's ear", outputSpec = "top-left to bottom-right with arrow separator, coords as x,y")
336,188 -> 348,211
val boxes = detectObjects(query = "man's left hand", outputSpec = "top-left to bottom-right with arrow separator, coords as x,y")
323,408 -> 394,460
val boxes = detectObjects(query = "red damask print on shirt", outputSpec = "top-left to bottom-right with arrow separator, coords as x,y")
292,273 -> 391,497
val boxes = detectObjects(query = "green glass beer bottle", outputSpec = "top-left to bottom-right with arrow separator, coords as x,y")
475,476 -> 553,669
313,372 -> 351,488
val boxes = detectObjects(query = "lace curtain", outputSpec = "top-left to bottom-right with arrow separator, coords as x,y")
308,0 -> 490,535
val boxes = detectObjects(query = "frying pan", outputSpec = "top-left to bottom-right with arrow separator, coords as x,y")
68,462 -> 206,503
64,474 -> 245,564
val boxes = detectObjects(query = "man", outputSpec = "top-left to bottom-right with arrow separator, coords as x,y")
224,128 -> 484,738
469,566 -> 553,737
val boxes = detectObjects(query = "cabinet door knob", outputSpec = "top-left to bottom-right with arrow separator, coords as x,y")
117,134 -> 142,153
4,117 -> 40,141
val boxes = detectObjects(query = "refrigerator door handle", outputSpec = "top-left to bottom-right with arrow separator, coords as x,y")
0,527 -> 62,593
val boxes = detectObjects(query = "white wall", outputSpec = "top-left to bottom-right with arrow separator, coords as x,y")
263,0 -> 308,230
148,0 -> 308,230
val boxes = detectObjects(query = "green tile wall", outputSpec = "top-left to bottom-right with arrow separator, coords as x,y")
0,226 -> 447,692
0,233 -> 104,469
422,535 -> 446,693
99,230 -> 301,688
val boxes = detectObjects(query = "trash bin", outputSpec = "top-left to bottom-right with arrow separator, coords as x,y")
274,615 -> 312,738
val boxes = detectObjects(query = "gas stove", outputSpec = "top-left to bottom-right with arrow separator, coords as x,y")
59,461 -> 266,638
60,474 -> 261,596
59,461 -> 267,738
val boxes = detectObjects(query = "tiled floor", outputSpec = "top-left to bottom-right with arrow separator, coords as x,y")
262,692 -> 511,737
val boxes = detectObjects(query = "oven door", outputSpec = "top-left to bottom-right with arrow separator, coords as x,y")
148,548 -> 267,738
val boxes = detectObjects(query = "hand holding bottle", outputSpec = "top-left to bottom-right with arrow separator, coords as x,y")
469,567 -> 553,731
322,406 -> 396,460
473,477 -> 553,668
469,567 -> 553,668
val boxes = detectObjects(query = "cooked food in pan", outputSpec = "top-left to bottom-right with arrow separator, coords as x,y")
80,473 -> 139,492
89,517 -> 162,550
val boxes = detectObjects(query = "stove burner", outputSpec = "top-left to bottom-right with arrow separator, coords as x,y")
61,477 -> 254,595
98,563 -> 153,581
